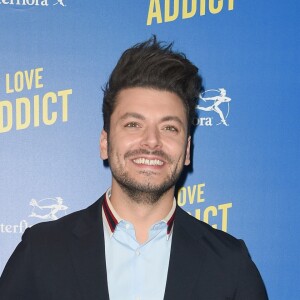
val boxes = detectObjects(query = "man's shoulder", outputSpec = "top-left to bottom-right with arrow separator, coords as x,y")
25,196 -> 104,240
175,206 -> 246,255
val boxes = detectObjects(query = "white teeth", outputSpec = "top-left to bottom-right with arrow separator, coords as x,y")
133,158 -> 163,166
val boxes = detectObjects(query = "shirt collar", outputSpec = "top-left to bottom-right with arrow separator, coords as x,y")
102,188 -> 176,237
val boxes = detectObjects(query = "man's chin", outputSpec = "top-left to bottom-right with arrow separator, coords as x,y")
117,179 -> 174,204
128,177 -> 171,190
124,182 -> 169,194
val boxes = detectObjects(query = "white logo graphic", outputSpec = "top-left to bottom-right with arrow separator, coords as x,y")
195,88 -> 231,126
53,0 -> 66,6
29,197 -> 68,221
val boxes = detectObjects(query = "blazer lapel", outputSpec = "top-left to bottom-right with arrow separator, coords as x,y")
68,196 -> 109,300
164,207 -> 207,300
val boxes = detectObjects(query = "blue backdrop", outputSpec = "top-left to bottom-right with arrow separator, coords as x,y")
1,1 -> 299,299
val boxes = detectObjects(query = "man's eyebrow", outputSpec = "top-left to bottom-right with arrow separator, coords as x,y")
119,112 -> 145,120
119,113 -> 185,127
161,116 -> 185,127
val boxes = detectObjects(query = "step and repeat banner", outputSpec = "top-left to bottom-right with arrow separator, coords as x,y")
0,1 -> 299,299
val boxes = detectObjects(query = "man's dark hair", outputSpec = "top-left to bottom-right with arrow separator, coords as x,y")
102,36 -> 203,134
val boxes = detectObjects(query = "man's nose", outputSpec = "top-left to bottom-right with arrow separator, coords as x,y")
140,127 -> 162,150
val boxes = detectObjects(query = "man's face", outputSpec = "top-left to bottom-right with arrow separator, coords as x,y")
100,87 -> 191,204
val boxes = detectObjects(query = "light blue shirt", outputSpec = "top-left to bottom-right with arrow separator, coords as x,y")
102,189 -> 176,300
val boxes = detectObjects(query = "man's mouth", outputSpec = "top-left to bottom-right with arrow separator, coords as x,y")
133,158 -> 164,166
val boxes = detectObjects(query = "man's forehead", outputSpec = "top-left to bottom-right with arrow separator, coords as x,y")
113,87 -> 187,117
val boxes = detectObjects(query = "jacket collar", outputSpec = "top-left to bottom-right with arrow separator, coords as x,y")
164,206 -> 207,300
69,195 -> 109,300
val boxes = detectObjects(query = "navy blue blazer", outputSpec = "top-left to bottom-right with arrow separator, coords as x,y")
0,195 -> 268,300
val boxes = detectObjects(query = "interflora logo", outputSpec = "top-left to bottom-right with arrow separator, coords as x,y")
193,88 -> 232,127
29,197 -> 68,221
0,196 -> 68,234
0,0 -> 67,7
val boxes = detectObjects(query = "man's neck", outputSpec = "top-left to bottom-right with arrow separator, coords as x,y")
109,182 -> 175,244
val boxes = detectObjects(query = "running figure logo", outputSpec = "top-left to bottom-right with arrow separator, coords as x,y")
196,88 -> 231,126
53,0 -> 66,6
29,197 -> 68,221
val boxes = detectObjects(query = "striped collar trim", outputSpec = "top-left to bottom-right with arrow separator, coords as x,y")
102,188 -> 176,237
164,198 -> 176,235
102,189 -> 122,235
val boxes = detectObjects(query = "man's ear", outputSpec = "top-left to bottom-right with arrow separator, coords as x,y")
184,136 -> 191,166
100,130 -> 108,160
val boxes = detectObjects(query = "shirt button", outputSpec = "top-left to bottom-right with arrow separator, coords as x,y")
135,250 -> 140,256
125,224 -> 130,229
136,297 -> 141,300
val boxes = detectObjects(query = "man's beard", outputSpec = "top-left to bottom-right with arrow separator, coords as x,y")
108,148 -> 185,205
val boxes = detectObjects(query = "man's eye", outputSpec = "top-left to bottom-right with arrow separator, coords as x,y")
164,126 -> 178,132
125,122 -> 139,128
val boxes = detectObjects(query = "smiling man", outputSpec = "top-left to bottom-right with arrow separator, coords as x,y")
0,37 -> 268,300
